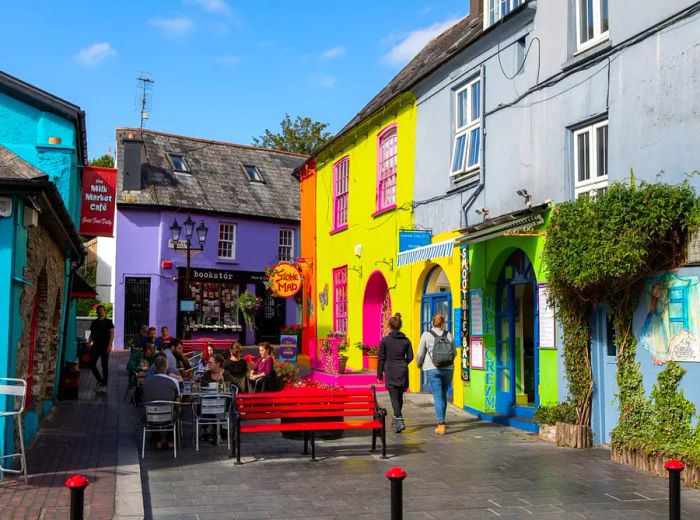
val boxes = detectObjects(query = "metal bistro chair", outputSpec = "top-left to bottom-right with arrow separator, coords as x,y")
0,378 -> 28,484
142,401 -> 179,458
192,391 -> 234,451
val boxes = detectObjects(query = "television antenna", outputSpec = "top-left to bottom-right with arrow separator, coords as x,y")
136,73 -> 155,129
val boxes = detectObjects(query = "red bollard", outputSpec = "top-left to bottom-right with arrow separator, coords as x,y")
386,466 -> 407,520
65,474 -> 90,520
665,459 -> 685,520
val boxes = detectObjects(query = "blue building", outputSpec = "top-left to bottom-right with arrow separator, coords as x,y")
0,70 -> 88,457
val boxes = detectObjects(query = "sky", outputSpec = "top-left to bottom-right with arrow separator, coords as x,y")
1,1 -> 469,160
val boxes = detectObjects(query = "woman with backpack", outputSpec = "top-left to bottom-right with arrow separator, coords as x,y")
417,313 -> 455,435
377,313 -> 414,433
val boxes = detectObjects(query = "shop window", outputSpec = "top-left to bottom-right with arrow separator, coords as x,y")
278,228 -> 294,262
264,291 -> 275,319
376,126 -> 397,213
333,157 -> 349,230
333,266 -> 348,333
185,281 -> 240,330
218,222 -> 237,260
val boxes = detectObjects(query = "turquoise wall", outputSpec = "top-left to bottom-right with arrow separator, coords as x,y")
0,89 -> 82,454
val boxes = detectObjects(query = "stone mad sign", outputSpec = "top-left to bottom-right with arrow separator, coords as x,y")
79,166 -> 117,237
268,262 -> 302,298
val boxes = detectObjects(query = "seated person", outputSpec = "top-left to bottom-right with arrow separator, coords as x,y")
139,327 -> 158,349
142,356 -> 180,449
196,344 -> 215,376
155,326 -> 172,349
249,343 -> 277,391
224,342 -> 250,393
127,343 -> 156,385
200,353 -> 233,390
169,338 -> 191,375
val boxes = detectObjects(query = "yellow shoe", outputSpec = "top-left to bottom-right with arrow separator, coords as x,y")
435,423 -> 446,435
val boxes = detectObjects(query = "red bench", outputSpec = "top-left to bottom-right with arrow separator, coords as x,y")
231,387 -> 387,463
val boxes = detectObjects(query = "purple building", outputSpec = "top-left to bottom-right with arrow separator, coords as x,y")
113,128 -> 304,348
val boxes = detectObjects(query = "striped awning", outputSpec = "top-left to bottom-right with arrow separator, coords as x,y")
396,239 -> 455,267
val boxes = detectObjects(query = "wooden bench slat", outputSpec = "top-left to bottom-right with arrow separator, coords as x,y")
240,410 -> 375,420
240,419 -> 382,433
238,405 -> 374,414
237,396 -> 375,406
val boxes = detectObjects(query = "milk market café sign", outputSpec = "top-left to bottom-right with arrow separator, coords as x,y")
267,262 -> 302,298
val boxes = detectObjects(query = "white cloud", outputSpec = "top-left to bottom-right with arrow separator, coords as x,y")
193,0 -> 230,13
149,17 -> 195,39
215,55 -> 241,66
310,74 -> 337,88
75,42 -> 117,67
320,45 -> 346,60
383,17 -> 462,66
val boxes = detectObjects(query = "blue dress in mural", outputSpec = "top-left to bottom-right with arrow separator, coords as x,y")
640,284 -> 669,365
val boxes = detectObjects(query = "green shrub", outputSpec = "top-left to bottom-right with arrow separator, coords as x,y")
534,401 -> 577,425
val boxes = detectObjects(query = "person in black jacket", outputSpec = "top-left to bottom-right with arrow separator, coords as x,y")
377,313 -> 414,433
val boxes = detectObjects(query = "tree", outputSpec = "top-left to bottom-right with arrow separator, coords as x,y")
252,114 -> 332,155
89,154 -> 115,167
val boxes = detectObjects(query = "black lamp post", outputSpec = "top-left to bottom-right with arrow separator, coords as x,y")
170,216 -> 208,338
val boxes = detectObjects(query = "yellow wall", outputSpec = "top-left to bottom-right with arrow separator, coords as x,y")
315,93 -> 416,370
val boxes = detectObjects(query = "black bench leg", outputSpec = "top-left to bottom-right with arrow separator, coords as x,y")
371,428 -> 377,452
310,431 -> 316,461
380,416 -> 387,459
303,431 -> 309,455
229,420 -> 237,459
235,423 -> 242,465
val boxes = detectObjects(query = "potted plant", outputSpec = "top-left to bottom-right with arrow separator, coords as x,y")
236,291 -> 262,337
320,331 -> 348,373
356,343 -> 380,371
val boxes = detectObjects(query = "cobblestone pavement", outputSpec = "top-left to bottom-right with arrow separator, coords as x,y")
0,351 -> 131,519
137,391 -> 700,520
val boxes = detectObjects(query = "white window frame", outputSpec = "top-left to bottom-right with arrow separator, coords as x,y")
483,0 -> 524,28
278,228 -> 295,262
573,119 -> 608,199
575,0 -> 609,52
450,76 -> 481,184
217,222 -> 237,260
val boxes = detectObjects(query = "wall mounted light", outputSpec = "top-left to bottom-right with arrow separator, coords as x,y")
475,207 -> 490,219
517,188 -> 533,208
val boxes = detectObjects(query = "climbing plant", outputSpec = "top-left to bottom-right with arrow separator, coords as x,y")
543,176 -> 700,454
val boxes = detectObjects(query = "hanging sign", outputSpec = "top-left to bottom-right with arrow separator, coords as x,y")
399,230 -> 432,252
268,262 -> 302,298
538,284 -> 556,348
470,337 -> 484,369
79,166 -> 117,236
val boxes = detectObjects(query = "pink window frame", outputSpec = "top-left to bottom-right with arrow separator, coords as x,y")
332,156 -> 350,233
375,123 -> 398,215
333,266 -> 348,333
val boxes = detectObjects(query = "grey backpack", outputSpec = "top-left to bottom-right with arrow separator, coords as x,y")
428,330 -> 455,367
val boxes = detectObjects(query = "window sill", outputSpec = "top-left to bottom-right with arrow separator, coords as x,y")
372,205 -> 396,218
564,39 -> 611,70
216,259 -> 239,265
330,225 -> 348,236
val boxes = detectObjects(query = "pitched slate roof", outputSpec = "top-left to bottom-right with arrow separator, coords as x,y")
328,14 -> 483,149
116,128 -> 306,222
0,144 -> 48,181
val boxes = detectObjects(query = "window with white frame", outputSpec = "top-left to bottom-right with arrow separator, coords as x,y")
573,120 -> 608,199
377,127 -> 397,211
278,228 -> 294,262
217,222 -> 237,260
484,0 -> 524,28
333,157 -> 349,229
575,0 -> 609,51
451,77 -> 481,183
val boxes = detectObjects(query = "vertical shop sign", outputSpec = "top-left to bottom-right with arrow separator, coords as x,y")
460,244 -> 470,381
79,166 -> 117,236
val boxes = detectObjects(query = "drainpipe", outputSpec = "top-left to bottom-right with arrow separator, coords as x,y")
462,64 -> 486,228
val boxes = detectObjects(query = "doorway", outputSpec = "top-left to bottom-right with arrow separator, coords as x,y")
363,271 -> 391,368
591,307 -> 618,444
495,250 -> 537,417
420,266 -> 452,392
124,277 -> 151,347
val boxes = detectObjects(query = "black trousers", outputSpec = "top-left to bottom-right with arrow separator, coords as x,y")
90,348 -> 110,385
387,386 -> 404,418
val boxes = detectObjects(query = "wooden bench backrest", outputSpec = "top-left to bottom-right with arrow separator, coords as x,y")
236,389 -> 378,420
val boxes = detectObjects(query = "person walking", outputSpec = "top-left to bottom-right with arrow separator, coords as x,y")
87,304 -> 114,393
417,313 -> 455,435
377,313 -> 413,433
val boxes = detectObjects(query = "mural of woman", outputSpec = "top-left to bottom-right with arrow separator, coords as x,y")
640,282 -> 670,365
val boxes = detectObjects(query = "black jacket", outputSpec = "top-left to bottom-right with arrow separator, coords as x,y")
377,331 -> 414,390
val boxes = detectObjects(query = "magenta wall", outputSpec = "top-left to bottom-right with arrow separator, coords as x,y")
113,206 -> 299,348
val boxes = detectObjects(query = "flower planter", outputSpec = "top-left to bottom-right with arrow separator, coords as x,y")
555,422 -> 592,448
338,355 -> 348,374
538,424 -> 557,443
366,355 -> 378,372
611,447 -> 700,488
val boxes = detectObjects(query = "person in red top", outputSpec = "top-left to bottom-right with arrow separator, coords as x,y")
249,343 -> 275,391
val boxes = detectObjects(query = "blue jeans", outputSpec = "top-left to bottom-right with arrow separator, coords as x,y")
426,368 -> 453,423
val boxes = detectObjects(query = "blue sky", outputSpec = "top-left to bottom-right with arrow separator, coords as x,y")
1,1 -> 468,159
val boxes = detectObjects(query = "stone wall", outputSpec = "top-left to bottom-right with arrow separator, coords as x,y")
16,223 -> 66,414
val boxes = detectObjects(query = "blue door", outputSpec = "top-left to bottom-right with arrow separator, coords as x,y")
495,284 -> 515,414
591,307 -> 619,444
420,293 -> 452,391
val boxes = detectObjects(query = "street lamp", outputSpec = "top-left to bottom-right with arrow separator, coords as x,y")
170,215 -> 208,338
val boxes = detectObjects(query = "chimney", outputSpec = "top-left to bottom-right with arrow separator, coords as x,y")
469,0 -> 484,21
122,134 -> 144,191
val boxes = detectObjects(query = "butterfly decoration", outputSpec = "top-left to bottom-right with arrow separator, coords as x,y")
319,283 -> 329,310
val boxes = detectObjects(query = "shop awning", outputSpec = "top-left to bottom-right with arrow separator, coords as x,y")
396,239 -> 455,267
70,271 -> 97,299
457,203 -> 549,244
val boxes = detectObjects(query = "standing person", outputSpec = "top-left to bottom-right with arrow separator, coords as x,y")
377,313 -> 413,433
88,305 -> 114,393
417,313 -> 455,435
